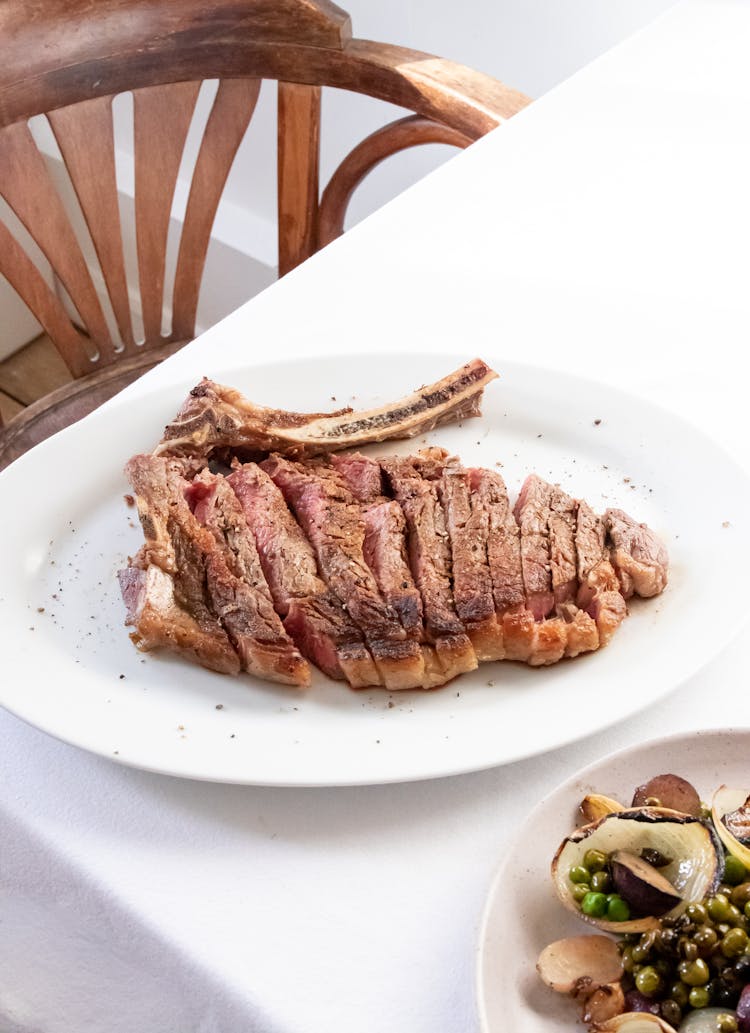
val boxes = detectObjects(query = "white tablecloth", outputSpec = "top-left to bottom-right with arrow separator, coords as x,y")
4,2 -> 750,1030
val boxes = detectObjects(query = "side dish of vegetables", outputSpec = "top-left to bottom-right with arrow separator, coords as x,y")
537,775 -> 750,1032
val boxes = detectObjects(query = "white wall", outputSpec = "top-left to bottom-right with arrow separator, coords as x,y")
7,0 -> 676,350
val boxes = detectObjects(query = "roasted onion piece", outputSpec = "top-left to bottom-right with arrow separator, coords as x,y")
712,786 -> 750,868
536,934 -> 623,994
597,1016 -> 677,1032
551,808 -> 722,933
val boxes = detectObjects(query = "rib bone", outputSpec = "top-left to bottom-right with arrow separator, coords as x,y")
155,359 -> 498,461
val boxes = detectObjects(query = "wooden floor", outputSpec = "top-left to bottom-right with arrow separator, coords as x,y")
0,334 -> 73,422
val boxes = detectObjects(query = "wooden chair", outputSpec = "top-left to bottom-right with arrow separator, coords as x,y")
0,0 -> 530,469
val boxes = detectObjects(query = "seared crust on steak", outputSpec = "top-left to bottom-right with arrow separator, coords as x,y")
605,508 -> 669,599
156,359 -> 498,461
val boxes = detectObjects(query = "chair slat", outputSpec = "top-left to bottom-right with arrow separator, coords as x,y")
133,81 -> 201,342
48,95 -> 135,350
278,82 -> 321,277
0,219 -> 92,378
171,78 -> 261,342
0,121 -> 114,353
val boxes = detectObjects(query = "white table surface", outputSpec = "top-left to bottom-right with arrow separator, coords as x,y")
4,1 -> 750,1029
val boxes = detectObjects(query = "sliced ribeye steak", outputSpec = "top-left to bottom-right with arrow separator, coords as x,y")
118,367 -> 668,692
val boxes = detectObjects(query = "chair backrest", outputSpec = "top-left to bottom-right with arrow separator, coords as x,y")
0,0 -> 530,385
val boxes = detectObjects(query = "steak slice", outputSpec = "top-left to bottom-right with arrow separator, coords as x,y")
185,471 -> 310,687
331,452 -> 423,639
576,500 -> 627,645
262,454 -> 425,690
605,508 -> 669,599
332,451 -> 450,689
128,456 -> 310,685
123,455 -> 240,674
438,463 -> 503,661
118,564 -> 240,675
469,468 -> 531,661
155,359 -> 498,461
284,593 -> 380,688
513,474 -> 555,621
228,461 -> 379,687
549,485 -> 578,605
329,452 -> 384,502
227,462 -> 324,615
362,500 -> 424,641
470,469 -> 595,665
381,455 -> 477,680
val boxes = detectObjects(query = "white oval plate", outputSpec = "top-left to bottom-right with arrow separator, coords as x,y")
1,353 -> 749,785
477,727 -> 750,1031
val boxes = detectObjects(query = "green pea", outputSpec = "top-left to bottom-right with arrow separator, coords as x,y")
708,894 -> 733,922
606,895 -> 630,922
688,986 -> 711,1008
632,942 -> 652,964
693,926 -> 718,954
635,966 -> 661,997
724,856 -> 747,886
718,1015 -> 739,1033
669,982 -> 690,1007
679,938 -> 699,961
660,1000 -> 682,1027
744,901 -> 750,921
571,883 -> 590,902
678,958 -> 710,986
580,892 -> 608,918
731,882 -> 750,907
583,849 -> 608,873
569,865 -> 590,884
721,928 -> 749,957
590,870 -> 611,893
690,983 -> 714,1008
686,902 -> 709,924
728,904 -> 744,926
621,946 -> 637,973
